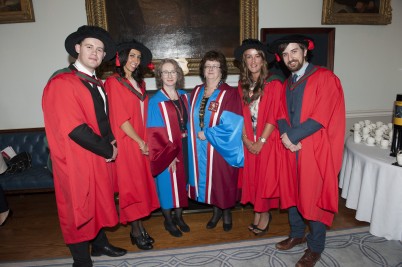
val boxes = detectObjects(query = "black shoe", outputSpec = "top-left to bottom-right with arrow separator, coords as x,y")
252,212 -> 272,236
0,209 -> 12,227
206,208 -> 222,229
206,217 -> 221,229
222,209 -> 232,232
164,221 -> 182,237
223,223 -> 232,232
91,244 -> 127,257
141,230 -> 155,244
130,233 -> 153,250
174,217 -> 190,232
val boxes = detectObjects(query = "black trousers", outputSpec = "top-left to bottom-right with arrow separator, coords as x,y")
67,229 -> 109,267
0,185 -> 8,213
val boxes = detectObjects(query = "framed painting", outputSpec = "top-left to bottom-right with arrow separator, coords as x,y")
261,27 -> 335,78
85,0 -> 258,76
322,0 -> 392,25
0,0 -> 35,24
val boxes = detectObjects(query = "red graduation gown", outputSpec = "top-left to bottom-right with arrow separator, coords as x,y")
42,72 -> 118,244
238,78 -> 282,212
105,75 -> 159,224
278,67 -> 345,226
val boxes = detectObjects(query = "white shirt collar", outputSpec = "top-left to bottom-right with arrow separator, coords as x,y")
293,62 -> 309,78
74,60 -> 96,78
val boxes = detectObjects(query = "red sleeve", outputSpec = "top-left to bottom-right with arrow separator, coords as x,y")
148,127 -> 179,176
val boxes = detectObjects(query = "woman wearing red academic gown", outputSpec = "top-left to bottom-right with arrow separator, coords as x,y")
234,39 -> 283,236
105,40 -> 159,250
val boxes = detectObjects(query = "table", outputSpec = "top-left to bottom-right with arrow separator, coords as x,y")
339,135 -> 402,240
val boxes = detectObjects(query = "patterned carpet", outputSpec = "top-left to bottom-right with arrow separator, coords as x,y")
1,227 -> 401,267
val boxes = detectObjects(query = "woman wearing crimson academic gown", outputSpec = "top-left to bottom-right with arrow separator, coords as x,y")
105,39 -> 159,250
147,59 -> 190,238
188,51 -> 244,232
234,39 -> 283,236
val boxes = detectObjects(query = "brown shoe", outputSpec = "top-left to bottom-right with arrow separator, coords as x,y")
275,236 -> 307,250
295,249 -> 321,267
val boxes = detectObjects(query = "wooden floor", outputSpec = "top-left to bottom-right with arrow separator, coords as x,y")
0,191 -> 368,262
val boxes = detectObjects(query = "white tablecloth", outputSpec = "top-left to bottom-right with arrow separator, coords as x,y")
339,136 -> 402,240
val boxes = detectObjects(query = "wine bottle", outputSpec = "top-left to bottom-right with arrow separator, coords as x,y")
390,94 -> 402,157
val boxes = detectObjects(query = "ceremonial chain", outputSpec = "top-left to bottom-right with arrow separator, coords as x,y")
199,81 -> 222,130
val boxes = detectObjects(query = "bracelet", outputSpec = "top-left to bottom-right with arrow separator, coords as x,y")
258,137 -> 267,143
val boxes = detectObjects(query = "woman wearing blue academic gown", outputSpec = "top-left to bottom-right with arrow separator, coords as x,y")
147,59 -> 190,237
187,51 -> 244,231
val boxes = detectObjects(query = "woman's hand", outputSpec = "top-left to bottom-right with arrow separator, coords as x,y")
250,141 -> 263,155
139,141 -> 149,155
197,131 -> 206,140
168,157 -> 180,173
243,137 -> 255,152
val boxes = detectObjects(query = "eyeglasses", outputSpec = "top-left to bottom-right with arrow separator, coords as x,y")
204,65 -> 220,70
161,70 -> 177,76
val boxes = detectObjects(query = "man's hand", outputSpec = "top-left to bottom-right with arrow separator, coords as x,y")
281,133 -> 292,148
281,133 -> 302,152
288,142 -> 302,152
106,140 -> 118,162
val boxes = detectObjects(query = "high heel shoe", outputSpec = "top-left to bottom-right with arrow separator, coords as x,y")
252,212 -> 272,236
0,209 -> 12,227
164,221 -> 182,237
130,233 -> 153,250
248,223 -> 257,231
141,229 -> 155,244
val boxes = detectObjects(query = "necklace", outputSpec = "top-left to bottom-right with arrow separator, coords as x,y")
161,88 -> 187,135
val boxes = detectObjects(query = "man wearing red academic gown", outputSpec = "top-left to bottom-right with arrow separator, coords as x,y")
270,35 -> 345,267
42,26 -> 126,267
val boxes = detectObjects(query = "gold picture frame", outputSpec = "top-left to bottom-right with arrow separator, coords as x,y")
0,0 -> 35,24
85,0 -> 258,76
322,0 -> 392,25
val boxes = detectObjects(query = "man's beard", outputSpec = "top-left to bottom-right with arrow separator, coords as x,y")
286,59 -> 304,72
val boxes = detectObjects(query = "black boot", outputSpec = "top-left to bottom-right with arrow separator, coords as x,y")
206,206 -> 222,229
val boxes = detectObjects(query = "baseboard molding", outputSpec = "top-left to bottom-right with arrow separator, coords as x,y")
346,109 -> 392,118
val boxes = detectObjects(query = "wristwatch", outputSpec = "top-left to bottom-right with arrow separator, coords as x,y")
258,137 -> 267,143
